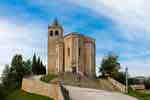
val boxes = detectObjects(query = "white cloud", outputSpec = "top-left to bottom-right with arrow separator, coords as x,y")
69,0 -> 150,41
66,0 -> 150,76
1,0 -> 150,77
0,18 -> 48,73
121,58 -> 150,77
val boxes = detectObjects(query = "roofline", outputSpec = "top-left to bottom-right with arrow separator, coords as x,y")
64,32 -> 95,41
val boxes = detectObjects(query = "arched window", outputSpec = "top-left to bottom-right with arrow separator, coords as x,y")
50,30 -> 53,36
55,30 -> 59,36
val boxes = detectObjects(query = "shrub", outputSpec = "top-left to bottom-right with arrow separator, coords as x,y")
40,73 -> 57,83
0,85 -> 5,99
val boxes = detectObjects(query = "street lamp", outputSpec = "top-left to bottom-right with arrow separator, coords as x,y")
125,67 -> 128,93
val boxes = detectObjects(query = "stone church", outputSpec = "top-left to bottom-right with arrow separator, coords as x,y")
48,19 -> 96,76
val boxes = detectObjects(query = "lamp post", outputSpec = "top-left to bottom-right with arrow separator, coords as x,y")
125,67 -> 128,93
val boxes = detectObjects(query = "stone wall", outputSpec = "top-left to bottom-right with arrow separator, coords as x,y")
22,78 -> 65,100
130,84 -> 145,93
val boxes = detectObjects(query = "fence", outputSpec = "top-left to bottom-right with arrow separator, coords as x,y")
60,84 -> 70,100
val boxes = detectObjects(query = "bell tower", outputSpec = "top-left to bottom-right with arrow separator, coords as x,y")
48,19 -> 63,73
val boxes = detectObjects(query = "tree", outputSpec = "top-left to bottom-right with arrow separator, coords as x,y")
99,54 -> 127,84
32,53 -> 37,74
23,59 -> 32,75
2,64 -> 10,74
1,64 -> 10,87
144,78 -> 150,89
2,54 -> 25,88
11,54 -> 24,87
40,61 -> 46,75
99,54 -> 120,78
2,53 -> 46,89
0,85 -> 5,99
32,53 -> 46,75
114,72 -> 126,84
36,57 -> 46,75
37,57 -> 41,74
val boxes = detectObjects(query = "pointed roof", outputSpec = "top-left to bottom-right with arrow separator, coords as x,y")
48,19 -> 63,29
52,19 -> 59,26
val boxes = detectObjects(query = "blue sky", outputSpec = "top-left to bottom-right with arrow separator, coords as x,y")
0,0 -> 150,76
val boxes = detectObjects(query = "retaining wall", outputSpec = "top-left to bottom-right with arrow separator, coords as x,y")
22,78 -> 65,100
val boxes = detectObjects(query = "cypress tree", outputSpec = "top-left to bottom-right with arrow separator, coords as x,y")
32,53 -> 37,74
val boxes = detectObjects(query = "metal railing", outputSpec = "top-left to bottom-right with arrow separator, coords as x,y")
60,84 -> 70,100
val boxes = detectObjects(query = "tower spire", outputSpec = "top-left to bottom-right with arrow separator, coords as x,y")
52,18 -> 59,26
48,18 -> 63,30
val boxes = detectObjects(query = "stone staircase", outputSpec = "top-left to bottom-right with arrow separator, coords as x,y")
99,79 -> 118,91
57,72 -> 119,92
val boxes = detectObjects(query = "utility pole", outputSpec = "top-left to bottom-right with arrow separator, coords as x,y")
125,67 -> 128,93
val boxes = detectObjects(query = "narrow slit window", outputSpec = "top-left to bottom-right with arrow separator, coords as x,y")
79,48 -> 81,56
68,48 -> 70,56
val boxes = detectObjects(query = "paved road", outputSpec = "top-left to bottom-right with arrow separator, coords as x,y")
65,86 -> 137,100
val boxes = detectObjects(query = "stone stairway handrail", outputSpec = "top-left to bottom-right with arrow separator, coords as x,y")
108,77 -> 126,93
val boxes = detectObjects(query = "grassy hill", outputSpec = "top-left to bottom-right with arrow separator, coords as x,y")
5,89 -> 53,100
129,90 -> 150,100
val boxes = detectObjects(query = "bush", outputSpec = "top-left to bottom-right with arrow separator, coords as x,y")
0,85 -> 5,99
144,80 -> 150,89
41,73 -> 57,83
128,89 -> 150,100
114,72 -> 126,84
0,84 -> 15,99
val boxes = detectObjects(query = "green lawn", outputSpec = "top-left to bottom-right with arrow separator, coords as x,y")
128,90 -> 150,100
5,89 -> 53,100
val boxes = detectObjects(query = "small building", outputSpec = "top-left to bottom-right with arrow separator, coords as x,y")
130,84 -> 145,93
47,19 -> 96,77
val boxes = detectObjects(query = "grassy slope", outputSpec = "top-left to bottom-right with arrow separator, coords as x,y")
129,90 -> 150,100
5,89 -> 53,100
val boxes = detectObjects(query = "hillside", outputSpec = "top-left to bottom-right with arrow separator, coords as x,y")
129,90 -> 150,100
5,89 -> 53,100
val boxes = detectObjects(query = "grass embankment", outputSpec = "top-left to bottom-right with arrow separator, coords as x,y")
128,90 -> 150,100
5,89 -> 53,100
41,73 -> 58,83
